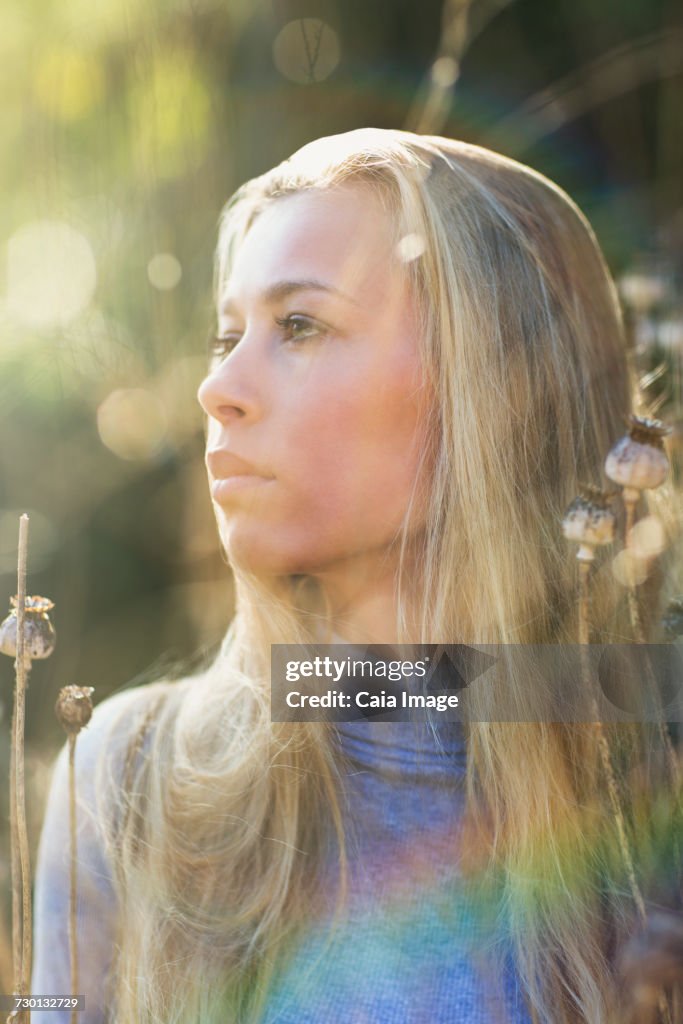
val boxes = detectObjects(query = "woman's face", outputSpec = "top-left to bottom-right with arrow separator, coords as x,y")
197,182 -> 433,576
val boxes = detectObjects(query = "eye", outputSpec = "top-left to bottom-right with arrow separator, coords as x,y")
206,314 -> 326,367
275,314 -> 325,343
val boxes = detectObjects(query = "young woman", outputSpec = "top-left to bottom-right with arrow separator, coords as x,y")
32,127 -> 683,1023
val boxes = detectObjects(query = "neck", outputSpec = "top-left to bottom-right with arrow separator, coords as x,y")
312,546 -> 421,645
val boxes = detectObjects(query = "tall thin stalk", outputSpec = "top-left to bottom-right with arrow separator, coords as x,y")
54,685 -> 95,1024
8,706 -> 20,1016
623,496 -> 647,643
9,515 -> 32,1024
1,523 -> 56,1024
605,416 -> 681,791
623,500 -> 682,794
564,485 -> 674,1021
578,560 -> 646,919
0,908 -> 13,993
68,735 -> 78,1024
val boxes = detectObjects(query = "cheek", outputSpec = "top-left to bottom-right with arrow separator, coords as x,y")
281,369 -> 430,531
213,354 -> 432,574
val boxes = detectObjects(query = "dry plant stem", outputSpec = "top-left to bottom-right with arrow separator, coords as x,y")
578,563 -> 646,920
0,906 -> 14,992
579,560 -> 673,1024
9,703 -> 20,1004
624,497 -> 646,643
68,735 -> 78,1024
10,516 -> 32,1024
623,497 -> 682,796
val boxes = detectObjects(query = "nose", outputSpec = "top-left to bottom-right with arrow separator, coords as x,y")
197,345 -> 262,424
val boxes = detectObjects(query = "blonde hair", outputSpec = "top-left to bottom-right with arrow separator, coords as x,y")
103,128 -> 683,1022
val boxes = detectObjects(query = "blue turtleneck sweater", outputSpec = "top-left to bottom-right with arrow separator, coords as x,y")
31,675 -> 532,1023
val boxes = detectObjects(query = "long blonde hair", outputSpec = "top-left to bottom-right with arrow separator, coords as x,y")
101,128 -> 683,1022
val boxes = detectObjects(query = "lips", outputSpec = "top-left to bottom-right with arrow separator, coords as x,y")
206,449 -> 274,504
205,449 -> 271,480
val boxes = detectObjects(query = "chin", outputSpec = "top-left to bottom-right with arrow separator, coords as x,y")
219,529 -> 317,577
217,513 -> 368,578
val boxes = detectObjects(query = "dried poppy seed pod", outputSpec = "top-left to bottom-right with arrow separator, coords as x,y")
605,414 -> 671,504
0,594 -> 56,661
55,685 -> 95,735
562,484 -> 617,562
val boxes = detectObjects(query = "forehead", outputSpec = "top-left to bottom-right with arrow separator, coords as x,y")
220,184 -> 403,311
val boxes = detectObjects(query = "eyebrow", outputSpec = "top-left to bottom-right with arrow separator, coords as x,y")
219,278 -> 360,316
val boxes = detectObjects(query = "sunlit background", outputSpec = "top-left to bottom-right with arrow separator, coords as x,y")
0,0 -> 682,990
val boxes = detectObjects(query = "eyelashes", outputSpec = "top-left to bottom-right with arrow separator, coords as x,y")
274,314 -> 324,342
208,314 -> 325,362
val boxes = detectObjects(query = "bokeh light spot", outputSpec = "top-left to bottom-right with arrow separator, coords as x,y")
629,515 -> 666,559
396,233 -> 426,262
34,49 -> 105,120
147,252 -> 182,291
273,19 -> 340,84
430,56 -> 459,88
6,220 -> 96,329
618,273 -> 669,313
658,319 -> 683,351
97,388 -> 168,461
611,548 -> 649,587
